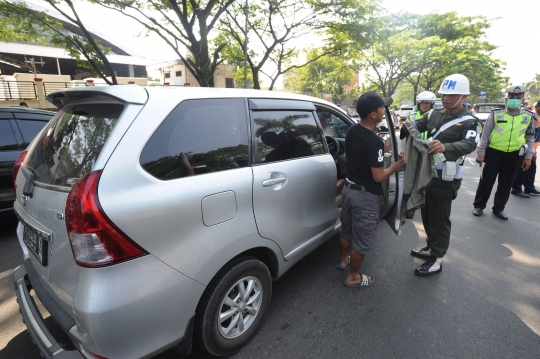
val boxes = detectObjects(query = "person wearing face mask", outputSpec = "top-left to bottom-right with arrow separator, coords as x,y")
408,74 -> 481,277
472,85 -> 536,220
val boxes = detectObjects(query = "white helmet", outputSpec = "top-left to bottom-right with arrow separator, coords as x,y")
438,74 -> 470,95
416,91 -> 436,103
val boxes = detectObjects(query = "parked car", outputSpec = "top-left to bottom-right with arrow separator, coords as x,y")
13,86 -> 403,359
0,106 -> 55,225
433,98 -> 444,109
395,105 -> 414,120
473,102 -> 506,123
380,111 -> 398,130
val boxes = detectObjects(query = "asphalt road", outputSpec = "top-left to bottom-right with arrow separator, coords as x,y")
2,151 -> 540,359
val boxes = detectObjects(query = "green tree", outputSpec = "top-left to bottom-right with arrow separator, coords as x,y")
345,13 -> 425,97
406,12 -> 508,103
0,1 -> 47,44
94,0 -> 235,87
526,74 -> 540,103
349,11 -> 508,103
219,0 -> 375,90
283,49 -> 358,100
214,32 -> 253,88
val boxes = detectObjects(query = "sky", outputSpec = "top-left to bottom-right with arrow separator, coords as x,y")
25,0 -> 540,90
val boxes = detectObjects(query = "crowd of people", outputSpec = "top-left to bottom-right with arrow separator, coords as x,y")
340,74 -> 539,285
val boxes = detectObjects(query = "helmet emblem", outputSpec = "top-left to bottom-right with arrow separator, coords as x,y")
443,80 -> 457,90
514,87 -> 521,93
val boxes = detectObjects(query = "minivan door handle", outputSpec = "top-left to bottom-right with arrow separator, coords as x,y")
262,177 -> 287,187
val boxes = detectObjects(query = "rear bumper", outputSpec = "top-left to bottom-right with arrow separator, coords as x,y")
14,252 -> 206,358
13,264 -> 84,359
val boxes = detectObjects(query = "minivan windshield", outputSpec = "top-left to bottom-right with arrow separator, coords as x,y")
24,103 -> 123,187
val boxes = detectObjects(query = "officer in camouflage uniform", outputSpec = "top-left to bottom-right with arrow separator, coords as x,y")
409,74 -> 481,277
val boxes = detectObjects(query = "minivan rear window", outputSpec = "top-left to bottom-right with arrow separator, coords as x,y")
24,104 -> 123,187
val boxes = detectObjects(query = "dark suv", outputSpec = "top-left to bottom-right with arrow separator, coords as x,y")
0,106 -> 55,225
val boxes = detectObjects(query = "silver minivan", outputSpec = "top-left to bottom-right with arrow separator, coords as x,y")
13,86 -> 403,358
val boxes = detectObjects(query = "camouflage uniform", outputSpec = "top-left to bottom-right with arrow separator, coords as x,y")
410,107 -> 480,258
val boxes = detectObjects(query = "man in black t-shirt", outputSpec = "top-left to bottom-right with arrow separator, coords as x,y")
337,92 -> 405,287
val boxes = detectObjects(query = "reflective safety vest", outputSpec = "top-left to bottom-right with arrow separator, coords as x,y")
409,109 -> 428,140
488,110 -> 532,152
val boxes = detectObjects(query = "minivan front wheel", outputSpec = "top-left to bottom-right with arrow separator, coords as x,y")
196,258 -> 272,356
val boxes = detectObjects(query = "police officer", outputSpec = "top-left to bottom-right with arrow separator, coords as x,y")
472,85 -> 536,220
409,74 -> 480,276
511,100 -> 540,196
399,91 -> 436,157
411,91 -> 437,123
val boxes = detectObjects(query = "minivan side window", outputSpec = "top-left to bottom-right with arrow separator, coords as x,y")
252,110 -> 325,164
141,98 -> 249,180
316,110 -> 349,138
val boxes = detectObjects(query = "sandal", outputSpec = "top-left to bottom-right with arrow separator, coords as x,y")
336,256 -> 350,270
343,274 -> 374,287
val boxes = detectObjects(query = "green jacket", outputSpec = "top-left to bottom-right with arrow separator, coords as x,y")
413,107 -> 480,161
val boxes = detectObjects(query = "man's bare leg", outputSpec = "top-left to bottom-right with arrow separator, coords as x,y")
346,249 -> 373,285
339,237 -> 351,268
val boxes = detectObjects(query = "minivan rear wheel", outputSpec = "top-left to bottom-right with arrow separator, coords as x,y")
195,257 -> 272,356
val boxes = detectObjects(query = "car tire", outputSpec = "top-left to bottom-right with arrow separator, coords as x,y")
195,257 -> 272,357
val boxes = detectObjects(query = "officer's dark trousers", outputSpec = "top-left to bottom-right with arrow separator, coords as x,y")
421,176 -> 461,258
473,147 -> 521,212
511,158 -> 537,193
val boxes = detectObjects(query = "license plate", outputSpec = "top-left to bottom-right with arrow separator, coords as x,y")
23,224 -> 49,266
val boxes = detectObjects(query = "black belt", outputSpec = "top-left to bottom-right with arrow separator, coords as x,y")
344,181 -> 366,192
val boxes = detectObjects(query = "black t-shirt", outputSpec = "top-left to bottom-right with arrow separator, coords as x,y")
345,124 -> 385,195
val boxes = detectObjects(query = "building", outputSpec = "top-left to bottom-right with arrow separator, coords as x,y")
147,60 -> 236,88
0,2 -> 151,80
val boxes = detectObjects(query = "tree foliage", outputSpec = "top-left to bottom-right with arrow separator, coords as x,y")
283,49 -> 358,99
219,0 -> 376,90
0,1 -> 47,44
526,74 -> 540,103
93,0 -> 235,87
348,12 -> 508,103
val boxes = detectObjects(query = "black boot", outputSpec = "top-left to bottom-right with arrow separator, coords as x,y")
410,246 -> 431,259
493,211 -> 508,220
414,256 -> 442,277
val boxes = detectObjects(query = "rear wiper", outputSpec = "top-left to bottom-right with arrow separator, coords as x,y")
23,171 -> 35,198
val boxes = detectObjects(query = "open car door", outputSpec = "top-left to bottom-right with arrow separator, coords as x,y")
379,103 -> 403,235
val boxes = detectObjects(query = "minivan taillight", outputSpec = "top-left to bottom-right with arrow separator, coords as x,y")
13,150 -> 27,189
65,170 -> 147,268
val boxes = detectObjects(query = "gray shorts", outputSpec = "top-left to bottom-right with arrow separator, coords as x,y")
340,185 -> 380,255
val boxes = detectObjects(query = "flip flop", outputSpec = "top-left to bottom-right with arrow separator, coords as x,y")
343,274 -> 374,287
336,256 -> 350,270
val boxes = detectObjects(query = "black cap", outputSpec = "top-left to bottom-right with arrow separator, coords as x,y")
356,91 -> 393,119
535,101 -> 540,107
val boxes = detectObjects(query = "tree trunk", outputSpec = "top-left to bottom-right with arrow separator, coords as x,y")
252,68 -> 261,90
